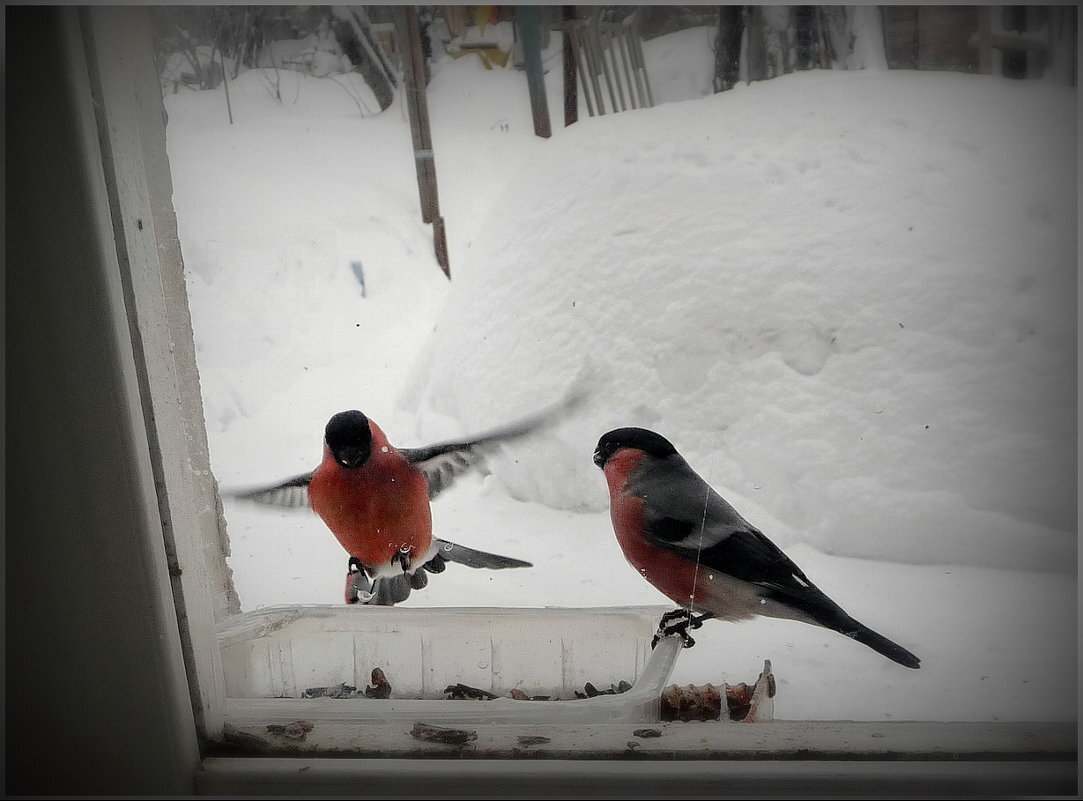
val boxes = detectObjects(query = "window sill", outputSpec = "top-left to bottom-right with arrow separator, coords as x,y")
210,717 -> 1073,760
207,604 -> 1075,795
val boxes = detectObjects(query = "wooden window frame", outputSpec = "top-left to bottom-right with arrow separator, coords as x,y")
6,6 -> 1074,796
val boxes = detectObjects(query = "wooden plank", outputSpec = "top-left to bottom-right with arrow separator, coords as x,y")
883,6 -> 919,70
561,7 -> 578,126
978,6 -> 992,74
433,215 -> 450,277
917,6 -> 980,73
519,6 -> 552,138
569,25 -> 596,117
395,5 -> 441,224
394,5 -> 450,275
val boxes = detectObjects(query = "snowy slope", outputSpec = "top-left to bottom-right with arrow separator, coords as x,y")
165,26 -> 1077,722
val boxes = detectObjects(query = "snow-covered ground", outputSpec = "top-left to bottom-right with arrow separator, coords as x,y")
165,25 -> 1077,722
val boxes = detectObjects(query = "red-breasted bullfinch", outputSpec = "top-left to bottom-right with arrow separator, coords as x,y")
231,405 -> 575,605
593,427 -> 921,669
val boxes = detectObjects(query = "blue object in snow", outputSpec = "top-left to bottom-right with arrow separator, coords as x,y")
350,260 -> 367,297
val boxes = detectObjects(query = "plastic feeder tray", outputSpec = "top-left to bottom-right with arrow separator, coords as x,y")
218,605 -> 683,724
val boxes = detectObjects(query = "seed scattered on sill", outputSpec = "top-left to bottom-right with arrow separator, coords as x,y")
443,682 -> 498,700
517,735 -> 551,746
302,682 -> 362,699
411,722 -> 477,745
266,720 -> 314,741
365,667 -> 392,699
576,679 -> 632,699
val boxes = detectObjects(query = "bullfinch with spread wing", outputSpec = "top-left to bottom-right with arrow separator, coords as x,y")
231,399 -> 581,605
593,427 -> 921,669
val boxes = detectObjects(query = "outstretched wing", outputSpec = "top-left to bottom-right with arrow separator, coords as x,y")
226,472 -> 314,509
222,404 -> 568,508
398,445 -> 489,500
400,384 -> 588,500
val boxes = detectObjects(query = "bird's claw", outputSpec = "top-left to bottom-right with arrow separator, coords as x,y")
345,557 -> 374,604
652,629 -> 697,649
651,608 -> 713,649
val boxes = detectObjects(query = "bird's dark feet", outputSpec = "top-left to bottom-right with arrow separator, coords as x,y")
651,608 -> 715,649
391,548 -> 414,574
345,557 -> 373,604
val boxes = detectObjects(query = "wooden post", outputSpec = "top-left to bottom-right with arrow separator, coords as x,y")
583,10 -> 607,113
519,6 -> 552,138
394,5 -> 449,277
977,6 -> 993,75
562,6 -> 578,126
746,6 -> 766,84
570,24 -> 596,116
219,47 -> 233,124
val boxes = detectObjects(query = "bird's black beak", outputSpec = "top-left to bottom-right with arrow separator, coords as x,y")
592,448 -> 605,468
335,445 -> 368,469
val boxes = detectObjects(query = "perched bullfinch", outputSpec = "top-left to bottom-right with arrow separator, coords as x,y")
231,404 -> 575,605
593,427 -> 921,669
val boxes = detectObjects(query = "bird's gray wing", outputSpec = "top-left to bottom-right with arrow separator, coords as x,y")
226,471 -> 314,509
635,456 -> 826,601
397,444 -> 489,500
655,507 -> 920,668
632,456 -> 920,669
631,455 -> 753,546
399,384 -> 588,500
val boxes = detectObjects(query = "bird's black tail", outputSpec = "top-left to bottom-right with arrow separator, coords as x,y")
429,539 -> 533,570
767,586 -> 921,669
833,614 -> 921,669
349,541 -> 532,606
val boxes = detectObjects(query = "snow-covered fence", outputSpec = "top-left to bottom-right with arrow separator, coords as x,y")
560,8 -> 654,118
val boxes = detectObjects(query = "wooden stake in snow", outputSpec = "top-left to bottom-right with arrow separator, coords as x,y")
394,5 -> 449,278
519,6 -> 551,138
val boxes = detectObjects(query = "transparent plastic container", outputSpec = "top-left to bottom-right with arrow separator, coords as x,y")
218,604 -> 682,724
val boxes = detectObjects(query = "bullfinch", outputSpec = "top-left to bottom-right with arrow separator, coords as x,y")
231,404 -> 574,605
593,427 -> 921,669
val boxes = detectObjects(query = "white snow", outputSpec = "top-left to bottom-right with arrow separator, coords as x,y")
165,25 -> 1077,723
